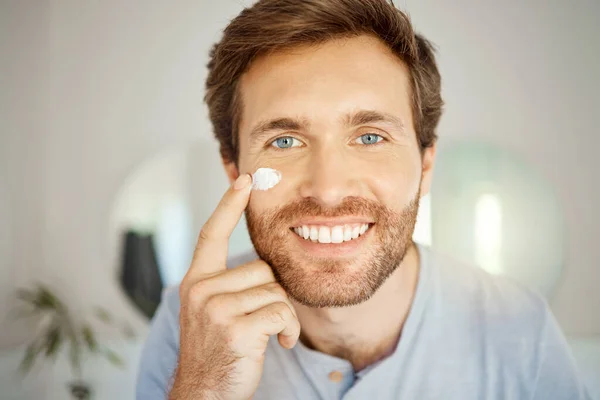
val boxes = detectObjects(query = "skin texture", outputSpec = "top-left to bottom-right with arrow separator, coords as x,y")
171,34 -> 436,399
172,175 -> 301,400
228,34 -> 435,370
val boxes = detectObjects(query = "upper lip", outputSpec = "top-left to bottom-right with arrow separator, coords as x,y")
291,217 -> 374,227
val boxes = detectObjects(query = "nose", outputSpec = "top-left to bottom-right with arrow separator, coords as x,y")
298,145 -> 361,208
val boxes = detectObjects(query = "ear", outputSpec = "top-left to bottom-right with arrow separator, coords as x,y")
222,158 -> 240,185
419,144 -> 436,198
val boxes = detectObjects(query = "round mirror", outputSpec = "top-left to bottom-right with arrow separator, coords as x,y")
108,140 -> 253,318
426,139 -> 565,298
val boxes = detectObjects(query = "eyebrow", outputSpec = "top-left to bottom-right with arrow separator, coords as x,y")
248,117 -> 311,140
247,109 -> 406,140
343,110 -> 406,133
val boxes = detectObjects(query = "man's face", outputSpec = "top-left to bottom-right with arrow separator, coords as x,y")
230,35 -> 435,308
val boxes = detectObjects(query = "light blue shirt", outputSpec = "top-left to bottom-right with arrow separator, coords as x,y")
136,245 -> 591,399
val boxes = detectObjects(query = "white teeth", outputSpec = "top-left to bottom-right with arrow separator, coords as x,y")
318,226 -> 331,243
331,226 -> 344,243
293,223 -> 371,243
359,224 -> 368,235
302,225 -> 309,239
343,225 -> 352,241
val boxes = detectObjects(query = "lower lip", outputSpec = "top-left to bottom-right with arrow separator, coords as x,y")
290,226 -> 373,258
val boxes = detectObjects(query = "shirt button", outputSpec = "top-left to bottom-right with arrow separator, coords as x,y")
328,370 -> 344,383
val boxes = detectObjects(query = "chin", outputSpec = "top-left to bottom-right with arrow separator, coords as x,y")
245,195 -> 420,308
270,253 -> 397,308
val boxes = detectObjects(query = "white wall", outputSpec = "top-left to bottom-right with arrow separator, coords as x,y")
1,0 -> 51,349
1,0 -> 599,352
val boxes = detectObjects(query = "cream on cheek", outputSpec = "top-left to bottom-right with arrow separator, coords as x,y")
251,167 -> 282,191
247,166 -> 295,210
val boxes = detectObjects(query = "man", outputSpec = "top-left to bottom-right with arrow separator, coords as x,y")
136,1 -> 590,399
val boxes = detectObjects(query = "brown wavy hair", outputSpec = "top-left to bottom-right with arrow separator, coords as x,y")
205,0 -> 444,163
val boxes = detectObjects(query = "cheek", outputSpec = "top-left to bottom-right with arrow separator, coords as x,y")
248,173 -> 298,213
248,188 -> 277,214
369,154 -> 422,207
244,154 -> 308,211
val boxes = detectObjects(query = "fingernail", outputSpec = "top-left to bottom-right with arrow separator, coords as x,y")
233,174 -> 252,190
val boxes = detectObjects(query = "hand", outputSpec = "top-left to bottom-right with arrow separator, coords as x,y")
169,174 -> 301,400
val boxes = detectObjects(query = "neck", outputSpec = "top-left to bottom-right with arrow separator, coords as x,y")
292,243 -> 420,372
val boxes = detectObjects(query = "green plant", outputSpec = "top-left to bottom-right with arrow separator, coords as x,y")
13,283 -> 135,379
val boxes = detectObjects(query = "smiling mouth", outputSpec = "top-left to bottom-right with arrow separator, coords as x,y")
290,223 -> 373,244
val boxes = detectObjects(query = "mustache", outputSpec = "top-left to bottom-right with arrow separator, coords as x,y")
262,197 -> 389,224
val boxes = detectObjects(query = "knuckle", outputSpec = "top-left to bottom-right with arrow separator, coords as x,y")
269,302 -> 291,324
196,227 -> 210,245
258,283 -> 285,303
253,287 -> 273,303
205,295 -> 227,322
205,294 -> 223,312
187,280 -> 209,304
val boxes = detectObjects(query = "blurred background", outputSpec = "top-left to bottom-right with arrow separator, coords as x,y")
1,0 -> 599,399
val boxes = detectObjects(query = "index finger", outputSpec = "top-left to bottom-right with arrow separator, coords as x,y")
190,173 -> 253,275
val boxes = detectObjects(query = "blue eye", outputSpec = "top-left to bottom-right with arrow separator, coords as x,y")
357,133 -> 383,145
271,136 -> 301,149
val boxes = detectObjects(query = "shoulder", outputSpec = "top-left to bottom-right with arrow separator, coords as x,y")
421,246 -> 589,395
422,249 -> 590,399
421,245 -> 555,372
423,246 -> 550,330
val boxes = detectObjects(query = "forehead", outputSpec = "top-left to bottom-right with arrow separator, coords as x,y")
238,34 -> 414,134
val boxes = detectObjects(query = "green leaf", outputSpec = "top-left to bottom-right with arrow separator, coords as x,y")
62,319 -> 82,378
37,285 -> 64,311
103,348 -> 124,368
81,324 -> 98,352
44,324 -> 62,358
69,340 -> 82,378
93,307 -> 113,324
15,285 -> 61,312
19,341 -> 42,374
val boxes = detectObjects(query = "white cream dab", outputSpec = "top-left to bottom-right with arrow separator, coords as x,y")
252,168 -> 282,191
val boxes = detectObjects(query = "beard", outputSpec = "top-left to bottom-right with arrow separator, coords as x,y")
245,192 -> 420,308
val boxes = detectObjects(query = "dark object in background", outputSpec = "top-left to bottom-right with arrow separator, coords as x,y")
68,380 -> 91,400
119,230 -> 164,319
